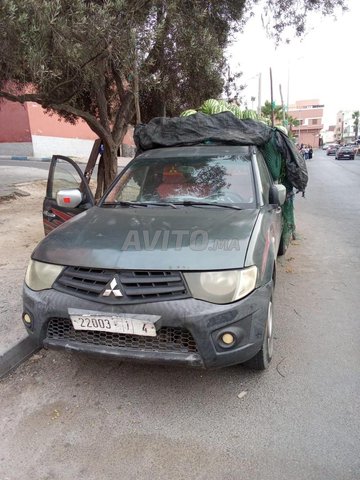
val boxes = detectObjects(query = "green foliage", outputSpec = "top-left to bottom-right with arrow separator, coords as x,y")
261,100 -> 300,129
287,114 -> 300,128
0,0 -> 248,129
261,0 -> 347,42
261,100 -> 283,122
353,111 -> 359,139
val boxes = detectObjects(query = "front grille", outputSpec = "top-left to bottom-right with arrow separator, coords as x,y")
53,267 -> 189,304
46,318 -> 198,353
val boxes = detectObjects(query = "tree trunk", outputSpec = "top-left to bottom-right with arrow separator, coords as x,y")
95,124 -> 131,200
95,140 -> 118,201
95,155 -> 105,202
94,91 -> 134,200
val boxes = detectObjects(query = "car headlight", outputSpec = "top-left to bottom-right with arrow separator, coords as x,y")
183,266 -> 257,304
25,260 -> 64,291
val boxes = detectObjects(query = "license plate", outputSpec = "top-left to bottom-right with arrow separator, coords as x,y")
69,310 -> 159,337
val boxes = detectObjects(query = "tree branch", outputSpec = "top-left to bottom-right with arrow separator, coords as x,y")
111,62 -> 126,99
95,59 -> 111,132
0,90 -> 110,142
112,91 -> 134,145
47,43 -> 110,99
50,102 -> 111,142
0,91 -> 42,104
143,8 -> 170,73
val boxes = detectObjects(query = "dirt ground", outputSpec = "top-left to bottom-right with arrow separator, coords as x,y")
0,181 -> 46,345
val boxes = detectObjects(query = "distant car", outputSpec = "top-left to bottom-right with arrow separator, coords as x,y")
335,146 -> 355,160
326,145 -> 339,156
347,144 -> 359,155
323,143 -> 338,150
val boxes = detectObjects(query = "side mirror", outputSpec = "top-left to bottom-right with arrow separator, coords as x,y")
269,184 -> 287,206
56,189 -> 83,208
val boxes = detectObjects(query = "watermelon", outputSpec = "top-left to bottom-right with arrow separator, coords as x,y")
180,109 -> 198,117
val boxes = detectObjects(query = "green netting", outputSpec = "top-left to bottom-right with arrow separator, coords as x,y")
281,196 -> 295,244
261,134 -> 295,246
260,137 -> 282,181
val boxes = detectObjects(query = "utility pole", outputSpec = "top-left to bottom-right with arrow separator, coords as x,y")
286,67 -> 290,117
257,73 -> 262,116
270,68 -> 275,127
279,84 -> 286,127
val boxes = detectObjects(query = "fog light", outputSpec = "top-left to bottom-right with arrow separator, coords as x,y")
23,313 -> 32,326
222,333 -> 235,345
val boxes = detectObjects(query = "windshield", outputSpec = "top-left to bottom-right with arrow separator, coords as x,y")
103,154 -> 255,207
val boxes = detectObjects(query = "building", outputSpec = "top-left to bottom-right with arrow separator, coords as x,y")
0,100 -> 135,158
288,99 -> 324,147
334,111 -> 357,143
321,125 -> 336,145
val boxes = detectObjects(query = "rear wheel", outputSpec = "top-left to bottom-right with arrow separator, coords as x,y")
243,296 -> 274,370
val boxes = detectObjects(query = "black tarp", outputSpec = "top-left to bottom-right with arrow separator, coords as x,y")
134,112 -> 308,192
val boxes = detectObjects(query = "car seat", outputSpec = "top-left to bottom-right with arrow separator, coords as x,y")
156,165 -> 189,198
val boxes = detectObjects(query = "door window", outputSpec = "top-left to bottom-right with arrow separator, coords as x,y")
50,159 -> 83,199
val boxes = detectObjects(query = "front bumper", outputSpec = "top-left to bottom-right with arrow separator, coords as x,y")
22,282 -> 272,369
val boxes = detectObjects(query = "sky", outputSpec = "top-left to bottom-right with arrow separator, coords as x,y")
229,0 -> 360,128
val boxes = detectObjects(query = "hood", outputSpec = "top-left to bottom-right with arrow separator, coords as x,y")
33,206 -> 259,270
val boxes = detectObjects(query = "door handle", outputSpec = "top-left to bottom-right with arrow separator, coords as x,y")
43,210 -> 56,219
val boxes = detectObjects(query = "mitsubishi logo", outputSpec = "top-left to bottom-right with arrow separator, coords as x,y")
102,278 -> 123,297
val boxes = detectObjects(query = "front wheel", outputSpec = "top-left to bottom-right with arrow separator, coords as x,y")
243,298 -> 274,370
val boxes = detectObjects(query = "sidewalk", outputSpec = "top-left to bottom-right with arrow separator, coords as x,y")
0,155 -> 51,162
0,181 -> 45,377
0,154 -> 133,165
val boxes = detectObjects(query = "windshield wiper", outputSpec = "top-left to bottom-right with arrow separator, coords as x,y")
175,201 -> 243,210
104,201 -> 177,209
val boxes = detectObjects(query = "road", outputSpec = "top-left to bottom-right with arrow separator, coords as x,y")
0,150 -> 359,480
0,157 -> 132,197
0,160 -> 50,197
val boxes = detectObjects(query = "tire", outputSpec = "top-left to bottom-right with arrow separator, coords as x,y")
243,294 -> 274,370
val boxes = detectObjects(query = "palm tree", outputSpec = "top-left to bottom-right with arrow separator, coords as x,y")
287,115 -> 300,129
261,100 -> 283,122
353,111 -> 359,140
261,101 -> 300,130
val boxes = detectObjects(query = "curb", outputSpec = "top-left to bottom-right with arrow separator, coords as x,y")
0,155 -> 133,164
0,334 -> 40,379
0,155 -> 51,162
